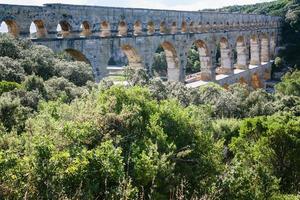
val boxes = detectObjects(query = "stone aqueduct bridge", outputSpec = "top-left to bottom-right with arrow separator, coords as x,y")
0,4 -> 282,88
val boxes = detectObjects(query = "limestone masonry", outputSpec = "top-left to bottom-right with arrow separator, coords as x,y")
0,3 -> 282,88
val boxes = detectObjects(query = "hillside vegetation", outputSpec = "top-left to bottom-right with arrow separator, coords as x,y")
0,33 -> 299,199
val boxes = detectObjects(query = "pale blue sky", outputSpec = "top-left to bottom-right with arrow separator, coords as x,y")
1,0 -> 274,10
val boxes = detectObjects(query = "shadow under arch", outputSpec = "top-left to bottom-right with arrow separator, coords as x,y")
0,19 -> 20,37
250,35 -> 260,65
121,44 -> 142,68
185,39 -> 212,82
160,21 -> 167,34
30,19 -> 47,38
235,35 -> 248,69
57,20 -> 72,38
270,32 -> 276,59
264,69 -> 271,80
260,33 -> 270,62
157,41 -> 179,81
80,21 -> 92,37
100,21 -> 111,37
134,20 -> 142,36
147,21 -> 155,35
217,37 -> 232,75
64,49 -> 91,64
181,20 -> 187,33
239,76 -> 248,85
118,20 -> 127,36
251,72 -> 263,89
194,39 -> 214,81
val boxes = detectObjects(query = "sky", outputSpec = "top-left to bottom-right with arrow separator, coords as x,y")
1,0 -> 274,11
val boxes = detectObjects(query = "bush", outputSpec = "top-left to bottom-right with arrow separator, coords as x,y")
0,81 -> 21,95
0,57 -> 25,83
0,94 -> 30,133
0,33 -> 21,59
275,70 -> 300,96
54,60 -> 94,86
45,77 -> 87,103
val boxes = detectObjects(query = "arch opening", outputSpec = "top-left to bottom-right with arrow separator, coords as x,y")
171,22 -> 177,34
251,73 -> 263,89
235,36 -> 248,70
64,49 -> 91,64
181,21 -> 187,33
100,21 -> 111,37
189,22 -> 195,33
198,22 -> 203,32
0,19 -> 19,37
160,21 -> 167,34
186,40 -> 212,82
147,21 -> 155,35
80,21 -> 92,37
118,21 -> 127,36
261,34 -> 270,62
30,20 -> 47,39
152,41 -> 179,81
264,69 -> 271,80
57,20 -> 71,38
270,33 -> 276,59
134,20 -> 142,36
250,35 -> 261,65
239,77 -> 248,85
216,37 -> 233,75
106,45 -> 142,79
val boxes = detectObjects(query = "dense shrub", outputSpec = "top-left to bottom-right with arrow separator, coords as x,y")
0,81 -> 21,95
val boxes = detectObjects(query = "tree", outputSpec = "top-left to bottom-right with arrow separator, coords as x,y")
275,70 -> 300,96
54,60 -> 94,86
0,57 -> 25,83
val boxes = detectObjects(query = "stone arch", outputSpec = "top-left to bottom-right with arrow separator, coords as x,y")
64,49 -> 91,64
160,21 -> 167,34
121,44 -> 142,68
218,37 -> 233,74
0,19 -> 20,37
100,21 -> 111,37
239,76 -> 248,85
264,69 -> 271,80
235,36 -> 248,69
270,33 -> 276,59
223,83 -> 229,90
194,39 -> 213,81
80,21 -> 92,37
118,20 -> 127,36
204,22 -> 210,32
189,21 -> 195,32
147,21 -> 155,35
251,73 -> 263,89
171,21 -> 177,34
260,33 -> 270,62
133,20 -> 143,36
219,22 -> 224,30
154,41 -> 179,81
198,22 -> 203,32
213,22 -> 217,30
57,20 -> 71,38
30,20 -> 47,38
181,21 -> 187,33
185,39 -> 212,82
250,35 -> 261,65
